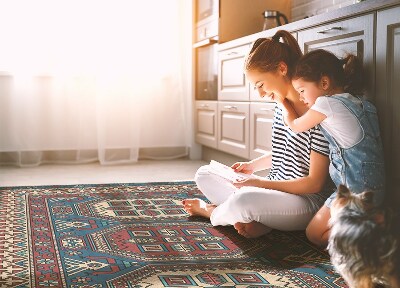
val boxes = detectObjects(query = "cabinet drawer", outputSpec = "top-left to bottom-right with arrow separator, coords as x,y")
218,44 -> 251,101
250,103 -> 275,159
298,14 -> 374,55
195,101 -> 218,148
298,13 -> 374,99
218,102 -> 249,158
196,19 -> 218,42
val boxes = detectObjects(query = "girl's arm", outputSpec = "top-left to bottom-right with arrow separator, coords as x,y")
234,150 -> 330,194
281,99 -> 326,133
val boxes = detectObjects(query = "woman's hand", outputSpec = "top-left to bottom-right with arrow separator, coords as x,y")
233,177 -> 265,188
231,161 -> 255,175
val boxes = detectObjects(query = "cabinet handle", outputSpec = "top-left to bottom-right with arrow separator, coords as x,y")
260,108 -> 275,111
224,105 -> 238,110
317,26 -> 342,34
200,104 -> 209,108
203,27 -> 207,38
227,51 -> 239,56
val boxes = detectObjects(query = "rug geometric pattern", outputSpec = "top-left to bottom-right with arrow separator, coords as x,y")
0,181 -> 348,287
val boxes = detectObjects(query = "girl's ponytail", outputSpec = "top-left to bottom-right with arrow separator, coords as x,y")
342,54 -> 365,96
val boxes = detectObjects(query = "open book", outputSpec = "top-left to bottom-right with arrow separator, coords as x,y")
209,160 -> 254,182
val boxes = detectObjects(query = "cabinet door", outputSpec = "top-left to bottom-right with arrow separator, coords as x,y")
250,103 -> 275,159
376,6 -> 400,205
298,14 -> 374,100
218,102 -> 249,158
195,101 -> 218,149
195,0 -> 218,24
218,44 -> 251,101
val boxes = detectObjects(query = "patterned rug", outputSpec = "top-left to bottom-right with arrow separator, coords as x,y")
0,181 -> 347,287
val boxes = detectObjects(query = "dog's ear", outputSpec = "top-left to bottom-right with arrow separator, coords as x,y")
337,184 -> 351,198
360,191 -> 374,206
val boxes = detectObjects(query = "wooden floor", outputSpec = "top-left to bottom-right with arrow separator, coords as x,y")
0,159 -> 207,187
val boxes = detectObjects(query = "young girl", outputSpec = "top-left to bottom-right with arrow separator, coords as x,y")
182,31 -> 334,240
281,49 -> 386,228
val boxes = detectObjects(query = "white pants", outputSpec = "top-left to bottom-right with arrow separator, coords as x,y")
195,165 -> 320,231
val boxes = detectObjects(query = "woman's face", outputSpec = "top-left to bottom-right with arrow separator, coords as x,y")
246,68 -> 289,103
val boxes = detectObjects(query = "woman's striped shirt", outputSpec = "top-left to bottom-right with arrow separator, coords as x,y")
266,104 -> 334,209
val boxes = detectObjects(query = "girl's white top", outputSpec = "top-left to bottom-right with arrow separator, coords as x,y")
311,93 -> 363,148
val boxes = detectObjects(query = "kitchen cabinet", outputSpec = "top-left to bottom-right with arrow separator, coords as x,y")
195,101 -> 218,149
195,100 -> 274,161
194,0 -> 219,43
218,44 -> 251,101
297,14 -> 375,100
217,102 -> 249,158
196,100 -> 275,160
376,5 -> 400,204
250,103 -> 275,159
215,36 -> 276,159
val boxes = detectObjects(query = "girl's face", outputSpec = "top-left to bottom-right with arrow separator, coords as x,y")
292,77 -> 326,107
245,67 -> 289,103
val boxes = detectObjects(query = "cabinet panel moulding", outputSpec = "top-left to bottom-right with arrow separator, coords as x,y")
198,111 -> 216,135
254,117 -> 273,151
221,114 -> 246,143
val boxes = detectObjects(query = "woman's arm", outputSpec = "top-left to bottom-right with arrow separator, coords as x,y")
281,99 -> 326,133
234,150 -> 330,195
248,151 -> 273,172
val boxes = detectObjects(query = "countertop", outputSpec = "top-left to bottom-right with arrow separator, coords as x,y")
218,0 -> 400,50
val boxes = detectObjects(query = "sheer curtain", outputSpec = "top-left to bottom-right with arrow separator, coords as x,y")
0,0 -> 193,166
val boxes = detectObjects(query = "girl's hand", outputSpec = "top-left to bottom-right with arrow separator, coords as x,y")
231,161 -> 254,175
272,93 -> 286,104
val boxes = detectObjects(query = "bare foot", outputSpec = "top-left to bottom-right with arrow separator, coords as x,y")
234,221 -> 272,238
182,199 -> 216,218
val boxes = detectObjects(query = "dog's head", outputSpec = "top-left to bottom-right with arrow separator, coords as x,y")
328,185 -> 396,288
330,184 -> 374,222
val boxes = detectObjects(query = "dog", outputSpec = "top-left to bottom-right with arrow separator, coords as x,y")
328,185 -> 399,288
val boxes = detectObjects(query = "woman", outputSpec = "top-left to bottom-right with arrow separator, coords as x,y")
183,30 -> 334,246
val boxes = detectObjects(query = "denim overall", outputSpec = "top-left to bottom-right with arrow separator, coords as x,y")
320,94 -> 386,207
